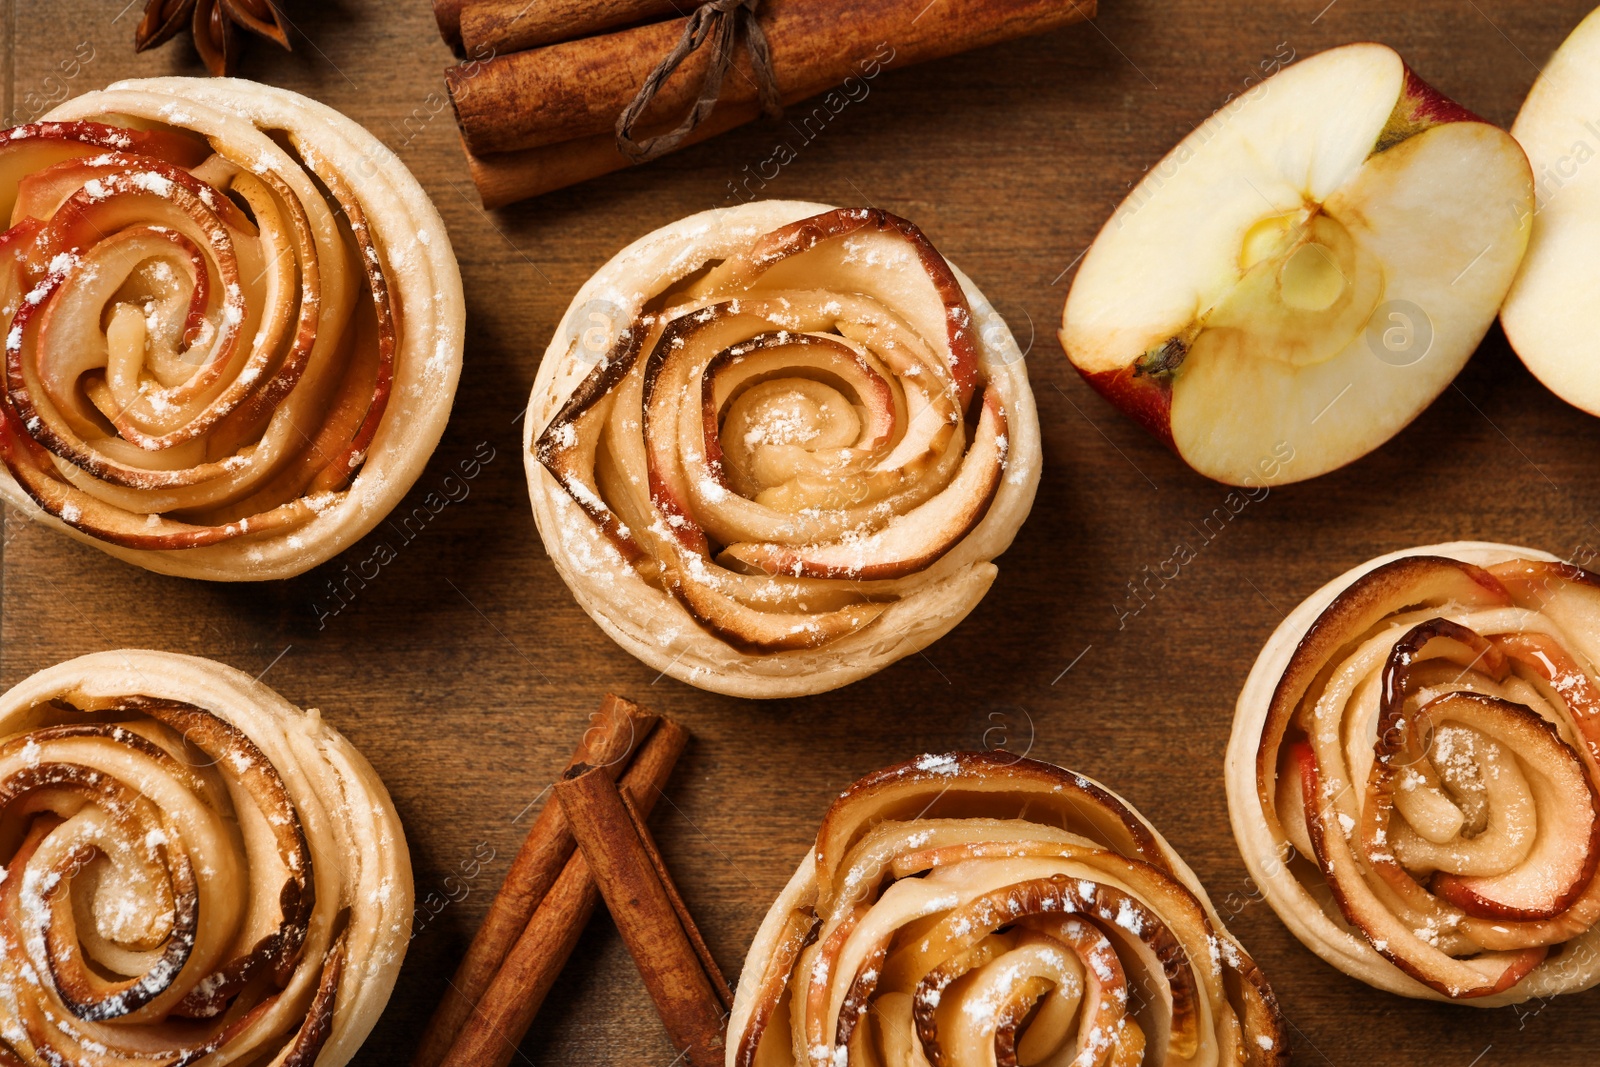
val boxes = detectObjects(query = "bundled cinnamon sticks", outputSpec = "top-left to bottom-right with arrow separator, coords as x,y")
436,0 -> 1098,206
415,695 -> 725,1067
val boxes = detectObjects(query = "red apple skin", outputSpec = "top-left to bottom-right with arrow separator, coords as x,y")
0,121 -> 208,164
1079,365 -> 1176,452
1395,65 -> 1486,131
1486,948 -> 1551,996
1064,54 -> 1498,470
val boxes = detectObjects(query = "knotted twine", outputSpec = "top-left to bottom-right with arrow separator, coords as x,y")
615,0 -> 783,163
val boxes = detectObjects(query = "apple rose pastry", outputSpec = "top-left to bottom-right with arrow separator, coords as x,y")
0,77 -> 464,580
527,202 -> 1041,699
728,752 -> 1286,1066
1228,541 -> 1600,1003
0,650 -> 412,1064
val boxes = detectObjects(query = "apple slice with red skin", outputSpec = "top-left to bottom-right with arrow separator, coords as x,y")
3,192 -> 247,493
1256,555 -> 1514,840
0,144 -> 392,550
733,753 -> 1286,1067
638,298 -> 1003,581
1360,619 -> 1513,918
536,209 -> 1013,658
687,207 -> 982,409
1260,551 -> 1600,989
0,215 -> 42,319
731,906 -> 818,1067
720,387 -> 1007,581
1420,693 -> 1600,922
0,121 -> 209,223
1487,559 -> 1600,759
539,301 -> 901,653
12,151 -> 254,237
1062,44 -> 1532,486
801,905 -> 867,1067
813,752 -> 1172,897
889,838 -> 1265,1063
662,552 -> 888,654
1495,630 -> 1600,764
1289,738 -> 1550,998
702,332 -> 900,504
641,305 -> 760,556
904,876 -> 1187,1066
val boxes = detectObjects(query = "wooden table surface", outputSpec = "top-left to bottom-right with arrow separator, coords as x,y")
4,0 -> 1599,1063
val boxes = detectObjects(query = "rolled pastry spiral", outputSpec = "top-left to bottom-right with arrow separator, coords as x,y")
0,78 -> 464,580
728,752 -> 1286,1067
0,650 -> 412,1065
1228,541 -> 1600,1003
527,201 -> 1041,699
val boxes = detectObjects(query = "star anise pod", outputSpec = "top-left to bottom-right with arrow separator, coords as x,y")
135,0 -> 292,78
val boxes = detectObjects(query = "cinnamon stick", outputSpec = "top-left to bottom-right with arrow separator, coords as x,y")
464,97 -> 762,209
556,763 -> 732,1067
412,695 -> 660,1067
447,0 -> 1098,157
461,0 -> 681,56
434,715 -> 689,1067
432,0 -> 469,53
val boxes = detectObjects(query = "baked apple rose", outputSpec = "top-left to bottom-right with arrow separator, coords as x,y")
1228,541 -> 1600,1003
0,78 -> 464,580
728,752 -> 1286,1067
527,201 -> 1040,699
0,650 -> 411,1065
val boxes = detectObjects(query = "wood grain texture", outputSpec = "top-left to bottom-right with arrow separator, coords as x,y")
2,1 -> 1598,1063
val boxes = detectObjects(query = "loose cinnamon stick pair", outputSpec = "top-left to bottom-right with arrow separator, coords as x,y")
557,765 -> 732,1064
439,0 -> 1098,206
414,695 -> 726,1067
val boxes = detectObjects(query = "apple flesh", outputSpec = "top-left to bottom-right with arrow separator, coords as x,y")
1500,8 -> 1600,415
1061,44 -> 1533,486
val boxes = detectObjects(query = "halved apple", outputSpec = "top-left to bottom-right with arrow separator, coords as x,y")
1062,43 -> 1533,486
1500,8 -> 1600,414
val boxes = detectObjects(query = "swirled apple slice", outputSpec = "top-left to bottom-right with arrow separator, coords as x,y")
644,301 -> 965,554
705,333 -> 901,504
905,876 -> 1178,1066
939,931 -> 1080,1067
1416,693 -> 1600,921
815,753 -> 1168,903
0,154 -> 394,549
720,387 -> 1007,581
1257,555 -> 1515,830
1291,737 -> 1550,997
684,208 -> 981,408
661,550 -> 887,653
0,121 -> 209,223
